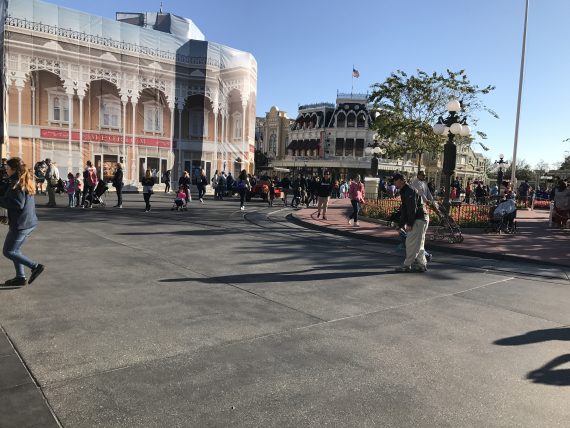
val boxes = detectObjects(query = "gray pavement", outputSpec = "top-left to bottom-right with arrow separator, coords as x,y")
0,192 -> 569,427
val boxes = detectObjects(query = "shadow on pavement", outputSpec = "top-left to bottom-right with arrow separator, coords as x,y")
494,327 -> 570,387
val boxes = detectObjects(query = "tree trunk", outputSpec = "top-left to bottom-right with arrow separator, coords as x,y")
417,151 -> 423,173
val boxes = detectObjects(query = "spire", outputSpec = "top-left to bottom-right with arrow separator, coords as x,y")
159,1 -> 163,13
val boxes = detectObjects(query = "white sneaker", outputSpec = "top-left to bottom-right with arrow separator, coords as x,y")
199,198 -> 204,203
240,206 -> 245,211
348,218 -> 353,225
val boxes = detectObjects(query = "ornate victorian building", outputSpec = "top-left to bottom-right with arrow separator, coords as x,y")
271,93 -> 418,177
2,0 -> 257,184
261,106 -> 293,161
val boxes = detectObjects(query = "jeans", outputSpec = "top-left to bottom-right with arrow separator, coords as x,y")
68,193 -> 75,207
143,192 -> 152,210
82,185 -> 94,207
3,227 -> 37,278
198,185 -> 205,200
165,181 -> 170,193
239,189 -> 246,207
116,185 -> 123,206
75,189 -> 81,207
349,200 -> 360,223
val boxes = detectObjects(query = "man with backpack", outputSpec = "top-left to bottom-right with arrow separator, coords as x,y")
81,161 -> 98,208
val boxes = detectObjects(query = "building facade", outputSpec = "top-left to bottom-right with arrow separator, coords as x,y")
262,106 -> 293,161
271,93 -> 418,178
3,0 -> 257,185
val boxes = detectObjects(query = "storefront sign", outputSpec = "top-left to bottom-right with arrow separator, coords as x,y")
40,129 -> 171,148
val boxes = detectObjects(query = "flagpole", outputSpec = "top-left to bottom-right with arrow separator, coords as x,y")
351,64 -> 354,96
511,0 -> 529,186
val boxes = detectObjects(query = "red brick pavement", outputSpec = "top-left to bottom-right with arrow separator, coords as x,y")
292,198 -> 570,267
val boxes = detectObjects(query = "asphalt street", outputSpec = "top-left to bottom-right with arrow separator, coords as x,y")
0,192 -> 569,427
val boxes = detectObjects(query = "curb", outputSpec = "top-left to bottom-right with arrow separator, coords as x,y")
288,213 -> 569,269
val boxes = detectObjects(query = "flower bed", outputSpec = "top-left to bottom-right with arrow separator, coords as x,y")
362,198 -> 491,228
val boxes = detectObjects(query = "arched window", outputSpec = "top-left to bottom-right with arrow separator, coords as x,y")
233,114 -> 242,139
336,112 -> 346,128
347,112 -> 356,128
357,114 -> 366,128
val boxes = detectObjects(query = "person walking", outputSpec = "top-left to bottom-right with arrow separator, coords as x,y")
163,169 -> 171,193
112,163 -> 124,208
211,170 -> 220,199
81,161 -> 97,208
44,158 -> 59,207
237,169 -> 250,211
65,172 -> 77,208
141,169 -> 155,212
347,174 -> 365,226
393,173 -> 429,273
316,171 -> 333,220
74,173 -> 83,208
217,172 -> 227,200
179,170 -> 191,203
196,169 -> 207,203
0,158 -> 45,287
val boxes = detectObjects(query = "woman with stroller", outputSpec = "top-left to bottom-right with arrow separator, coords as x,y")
178,170 -> 191,203
141,169 -> 155,212
112,163 -> 123,208
0,157 -> 45,287
551,180 -> 570,228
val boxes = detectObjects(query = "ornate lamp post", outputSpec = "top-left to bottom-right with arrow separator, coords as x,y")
365,141 -> 386,177
494,153 -> 508,198
432,99 -> 471,211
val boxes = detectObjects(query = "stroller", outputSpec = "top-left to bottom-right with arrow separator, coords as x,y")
427,203 -> 464,243
171,188 -> 189,211
84,180 -> 108,207
486,198 -> 517,234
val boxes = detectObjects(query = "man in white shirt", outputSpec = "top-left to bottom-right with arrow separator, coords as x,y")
45,158 -> 60,207
409,171 -> 433,262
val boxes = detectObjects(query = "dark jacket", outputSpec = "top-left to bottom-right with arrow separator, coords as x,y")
178,175 -> 191,187
0,177 -> 38,231
399,184 -> 427,228
197,175 -> 208,187
316,178 -> 333,197
112,169 -> 123,188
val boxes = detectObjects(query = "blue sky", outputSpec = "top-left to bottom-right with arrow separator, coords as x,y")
42,0 -> 570,168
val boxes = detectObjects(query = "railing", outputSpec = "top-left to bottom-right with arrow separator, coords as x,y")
298,102 -> 335,110
5,16 -> 224,68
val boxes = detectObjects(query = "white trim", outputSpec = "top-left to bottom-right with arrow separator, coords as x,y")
46,88 -> 70,125
143,100 -> 163,133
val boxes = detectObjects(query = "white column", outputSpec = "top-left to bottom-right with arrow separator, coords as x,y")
5,86 -> 10,158
213,108 -> 219,171
169,102 -> 175,172
177,105 -> 183,178
78,94 -> 84,170
16,84 -> 23,159
130,96 -> 138,184
67,93 -> 74,172
121,98 -> 128,178
241,100 -> 247,172
31,84 -> 36,166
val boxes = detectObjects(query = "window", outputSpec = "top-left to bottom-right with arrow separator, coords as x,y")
357,114 -> 366,128
336,113 -> 346,128
100,96 -> 121,129
48,92 -> 70,123
335,138 -> 344,156
345,138 -> 354,156
355,139 -> 365,157
233,114 -> 242,140
347,112 -> 356,128
190,110 -> 204,137
144,102 -> 163,133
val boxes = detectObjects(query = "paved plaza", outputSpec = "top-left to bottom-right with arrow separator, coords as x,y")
1,193 -> 569,427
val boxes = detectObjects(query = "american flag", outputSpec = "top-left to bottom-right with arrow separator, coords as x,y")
352,68 -> 360,78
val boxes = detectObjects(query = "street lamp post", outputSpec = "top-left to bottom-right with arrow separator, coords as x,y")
494,154 -> 508,199
364,141 -> 386,177
432,99 -> 471,212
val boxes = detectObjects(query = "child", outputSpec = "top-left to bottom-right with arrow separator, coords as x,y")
74,173 -> 83,208
174,188 -> 187,210
66,172 -> 76,207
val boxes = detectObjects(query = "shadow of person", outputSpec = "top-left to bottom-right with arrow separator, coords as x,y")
493,327 -> 570,346
526,354 -> 570,386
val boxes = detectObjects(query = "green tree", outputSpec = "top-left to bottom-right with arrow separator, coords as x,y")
504,159 -> 534,181
560,153 -> 570,170
369,69 -> 497,172
254,150 -> 268,171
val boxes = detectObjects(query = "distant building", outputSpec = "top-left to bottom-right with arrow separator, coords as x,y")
424,144 -> 488,188
271,92 -> 416,178
262,106 -> 293,160
255,117 -> 265,152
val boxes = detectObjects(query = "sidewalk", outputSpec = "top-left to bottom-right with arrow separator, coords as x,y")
291,198 -> 570,268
